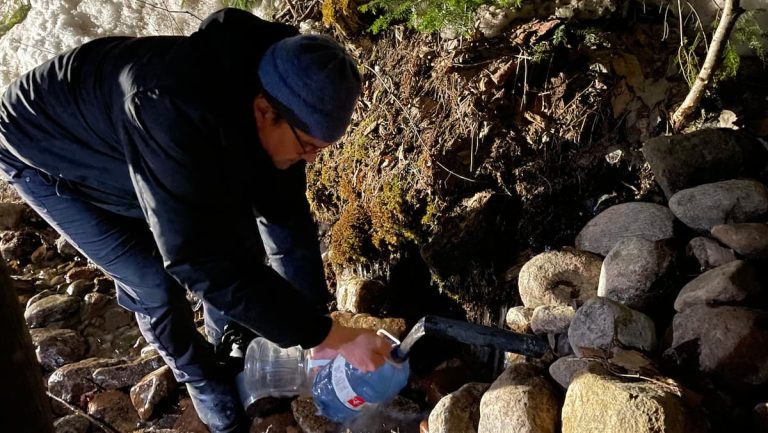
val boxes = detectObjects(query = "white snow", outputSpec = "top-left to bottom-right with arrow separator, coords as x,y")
0,0 -> 291,90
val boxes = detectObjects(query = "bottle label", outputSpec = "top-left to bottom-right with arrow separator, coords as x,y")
331,356 -> 367,411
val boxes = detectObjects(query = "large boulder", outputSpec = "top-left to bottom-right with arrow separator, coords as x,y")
686,237 -> 736,271
568,297 -> 656,356
668,180 -> 768,232
478,363 -> 560,433
548,356 -> 605,389
711,223 -> 768,259
641,128 -> 766,198
429,382 -> 490,433
29,328 -> 87,371
597,237 -> 674,311
335,277 -> 387,315
518,249 -> 602,309
576,203 -> 676,256
674,260 -> 762,312
531,305 -> 576,334
562,371 -> 705,433
669,305 -> 768,387
506,306 -> 534,333
48,358 -> 123,403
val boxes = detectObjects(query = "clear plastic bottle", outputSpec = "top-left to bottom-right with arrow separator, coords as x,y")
311,344 -> 410,422
236,337 -> 325,412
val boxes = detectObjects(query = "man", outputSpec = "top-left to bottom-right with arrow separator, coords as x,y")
0,8 -> 391,433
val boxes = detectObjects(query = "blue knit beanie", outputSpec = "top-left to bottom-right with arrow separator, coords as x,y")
258,35 -> 361,143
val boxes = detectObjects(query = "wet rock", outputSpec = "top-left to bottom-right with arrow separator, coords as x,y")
641,128 -> 766,198
66,280 -> 94,298
0,202 -> 28,229
291,396 -> 339,433
80,292 -> 134,332
330,311 -> 407,340
555,0 -> 616,20
506,306 -> 534,333
429,382 -> 490,433
26,289 -> 56,311
518,249 -> 602,309
548,356 -> 606,389
597,237 -> 674,311
66,266 -> 101,283
173,398 -> 209,433
531,305 -> 575,334
478,363 -> 559,433
687,237 -> 737,270
669,305 -> 768,387
711,223 -> 768,259
87,390 -> 140,433
25,294 -> 81,328
562,371 -> 704,433
674,260 -> 762,312
130,365 -> 177,421
30,328 -> 87,371
575,202 -> 676,256
56,236 -> 79,258
669,180 -> 768,232
568,297 -> 656,356
0,229 -> 42,264
93,353 -> 166,389
476,5 -> 514,38
412,361 -> 472,406
421,191 -> 517,291
754,403 -> 768,433
52,414 -> 90,433
251,411 -> 300,433
93,277 -> 115,294
335,277 -> 386,314
48,357 -> 122,403
346,396 -> 422,432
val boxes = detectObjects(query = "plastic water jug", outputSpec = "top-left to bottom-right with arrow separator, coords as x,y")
236,337 -> 327,412
311,330 -> 410,422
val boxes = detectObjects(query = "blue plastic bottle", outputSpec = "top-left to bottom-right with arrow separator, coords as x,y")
312,354 -> 410,422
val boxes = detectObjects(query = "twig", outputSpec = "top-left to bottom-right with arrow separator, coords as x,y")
46,392 -> 121,433
133,0 -> 202,22
435,161 -> 478,183
361,63 -> 422,144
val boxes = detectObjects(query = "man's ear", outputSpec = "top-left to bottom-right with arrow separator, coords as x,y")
253,95 -> 273,124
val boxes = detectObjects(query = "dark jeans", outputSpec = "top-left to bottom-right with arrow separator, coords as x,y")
4,167 -> 306,433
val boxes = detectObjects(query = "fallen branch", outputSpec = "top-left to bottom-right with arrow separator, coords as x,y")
46,391 -> 121,433
671,0 -> 743,131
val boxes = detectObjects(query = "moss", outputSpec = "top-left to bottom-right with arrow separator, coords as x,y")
225,0 -> 258,11
0,1 -> 30,38
329,201 -> 374,266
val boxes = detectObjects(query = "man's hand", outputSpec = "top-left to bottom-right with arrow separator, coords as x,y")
311,322 -> 393,372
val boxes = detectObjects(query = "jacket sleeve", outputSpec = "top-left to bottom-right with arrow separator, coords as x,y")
120,88 -> 332,349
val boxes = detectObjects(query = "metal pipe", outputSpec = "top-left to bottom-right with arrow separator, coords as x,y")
390,315 -> 550,363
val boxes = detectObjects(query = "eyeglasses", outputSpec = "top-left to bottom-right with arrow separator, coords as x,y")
288,123 -> 330,155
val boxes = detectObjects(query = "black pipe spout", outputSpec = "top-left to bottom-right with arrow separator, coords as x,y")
391,315 -> 550,363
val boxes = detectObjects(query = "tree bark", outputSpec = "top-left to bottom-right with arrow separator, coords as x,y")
671,0 -> 743,131
0,261 -> 54,433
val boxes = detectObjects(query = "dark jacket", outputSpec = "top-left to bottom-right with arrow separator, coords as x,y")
0,8 -> 332,349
